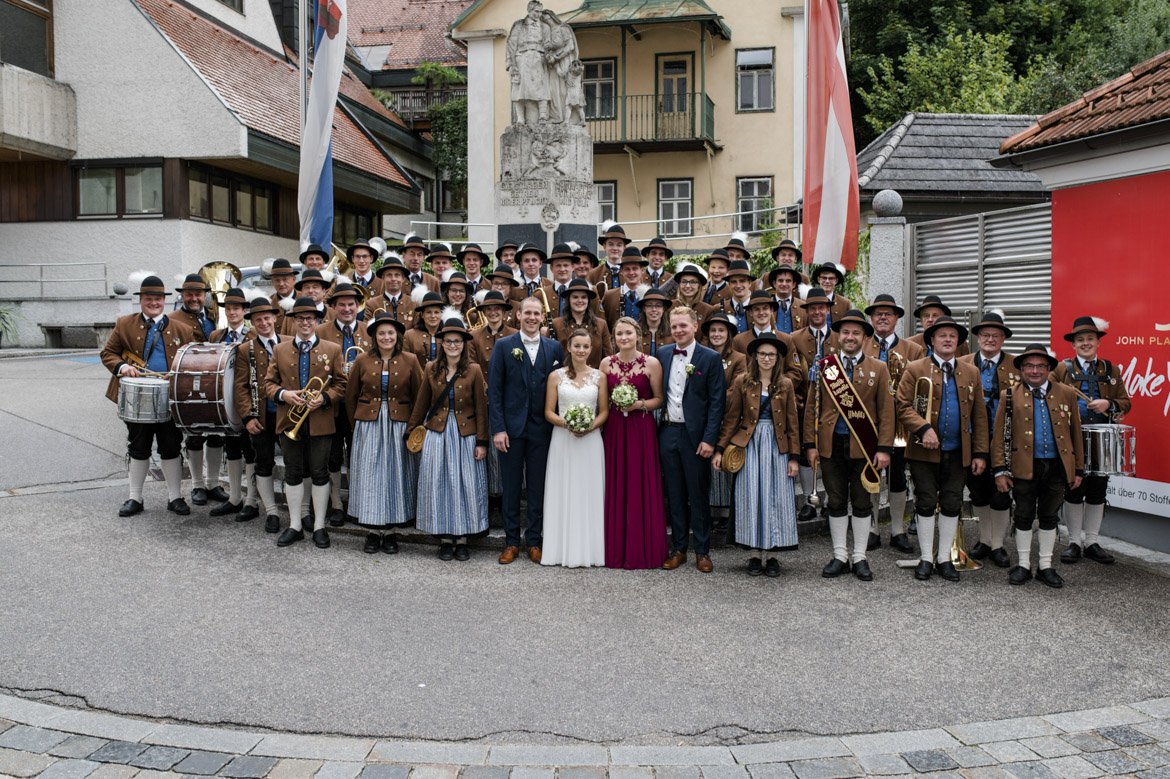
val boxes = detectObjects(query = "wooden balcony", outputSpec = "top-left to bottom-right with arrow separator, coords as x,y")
587,92 -> 717,153
381,87 -> 468,127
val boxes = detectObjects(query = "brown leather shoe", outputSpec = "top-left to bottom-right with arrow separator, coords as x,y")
498,546 -> 520,565
527,546 -> 542,563
662,551 -> 686,570
696,554 -> 714,573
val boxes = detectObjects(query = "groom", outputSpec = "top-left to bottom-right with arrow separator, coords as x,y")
658,306 -> 726,572
489,297 -> 564,564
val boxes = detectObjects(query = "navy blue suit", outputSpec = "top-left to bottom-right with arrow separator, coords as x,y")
488,332 -> 564,547
657,341 -> 726,555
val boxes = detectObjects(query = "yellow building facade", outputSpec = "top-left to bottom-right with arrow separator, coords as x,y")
452,0 -> 806,252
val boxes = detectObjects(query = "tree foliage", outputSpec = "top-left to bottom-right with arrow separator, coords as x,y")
428,95 -> 468,198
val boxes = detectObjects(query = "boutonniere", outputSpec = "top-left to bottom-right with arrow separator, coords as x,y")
171,337 -> 180,347
685,364 -> 695,376
511,348 -> 523,360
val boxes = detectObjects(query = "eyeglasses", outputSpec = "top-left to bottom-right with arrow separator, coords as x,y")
756,352 -> 779,360
442,339 -> 465,347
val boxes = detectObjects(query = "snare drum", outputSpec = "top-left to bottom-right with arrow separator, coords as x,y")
1082,423 -> 1136,476
169,343 -> 242,434
117,377 -> 171,423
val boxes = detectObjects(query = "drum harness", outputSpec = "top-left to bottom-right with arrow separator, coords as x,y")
1063,358 -> 1117,423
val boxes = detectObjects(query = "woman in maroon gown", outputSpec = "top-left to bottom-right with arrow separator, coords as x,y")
601,316 -> 667,568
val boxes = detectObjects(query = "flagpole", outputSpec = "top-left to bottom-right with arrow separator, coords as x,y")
299,0 -> 308,132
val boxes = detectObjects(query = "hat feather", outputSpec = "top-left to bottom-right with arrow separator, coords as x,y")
686,264 -> 708,282
634,283 -> 650,300
1092,316 -> 1110,331
320,270 -> 335,284
566,241 -> 580,252
441,268 -> 457,283
440,306 -> 466,325
600,219 -> 617,233
279,296 -> 295,312
989,308 -> 1005,320
730,231 -> 748,243
797,282 -> 813,299
410,285 -> 429,305
474,290 -> 490,305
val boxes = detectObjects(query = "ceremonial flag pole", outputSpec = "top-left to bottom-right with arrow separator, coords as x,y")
298,0 -> 347,250
803,0 -> 859,270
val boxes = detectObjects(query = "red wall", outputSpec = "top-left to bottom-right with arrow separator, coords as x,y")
1052,169 -> 1170,483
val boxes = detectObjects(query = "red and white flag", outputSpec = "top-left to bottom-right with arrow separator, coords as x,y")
803,0 -> 859,270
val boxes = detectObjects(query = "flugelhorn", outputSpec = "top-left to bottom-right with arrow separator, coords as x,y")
913,372 -> 934,442
285,376 -> 331,441
343,346 -> 364,375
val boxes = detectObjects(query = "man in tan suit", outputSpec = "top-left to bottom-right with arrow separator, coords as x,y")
993,344 -> 1083,588
235,297 -> 286,533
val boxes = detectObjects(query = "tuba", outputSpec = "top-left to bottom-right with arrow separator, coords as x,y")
198,261 -> 242,329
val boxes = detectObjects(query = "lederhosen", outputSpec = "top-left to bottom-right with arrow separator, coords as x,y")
967,353 -> 1010,512
246,336 -> 280,479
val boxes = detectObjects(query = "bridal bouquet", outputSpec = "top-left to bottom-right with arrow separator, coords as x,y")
563,403 -> 595,434
611,381 -> 639,417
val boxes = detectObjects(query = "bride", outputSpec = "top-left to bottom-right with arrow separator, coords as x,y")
541,329 -> 609,567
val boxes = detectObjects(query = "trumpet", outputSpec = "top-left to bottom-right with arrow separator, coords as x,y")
343,346 -> 364,375
913,372 -> 935,443
536,285 -> 553,329
285,376 -> 331,441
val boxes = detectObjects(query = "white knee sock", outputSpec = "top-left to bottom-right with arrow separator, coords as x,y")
1084,503 -> 1105,546
1063,501 -> 1085,546
329,471 -> 343,510
917,514 -> 936,562
243,464 -> 258,508
187,447 -> 205,488
205,445 -> 224,489
799,466 -> 816,504
161,457 -> 183,501
851,515 -> 870,563
128,458 -> 150,502
1038,529 -> 1057,570
888,491 -> 907,535
973,504 -> 991,544
226,459 -> 243,504
829,515 -> 849,562
257,475 -> 277,516
937,514 -> 959,564
1016,528 -> 1033,570
285,483 -> 305,531
989,509 -> 1010,550
311,483 -> 331,530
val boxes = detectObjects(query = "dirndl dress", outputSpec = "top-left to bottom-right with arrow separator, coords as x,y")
733,392 -> 798,550
349,374 -> 416,527
416,385 -> 488,536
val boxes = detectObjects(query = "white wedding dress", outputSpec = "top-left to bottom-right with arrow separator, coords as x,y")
541,368 -> 606,567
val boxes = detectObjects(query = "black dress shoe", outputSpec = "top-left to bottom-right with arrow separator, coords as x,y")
118,499 -> 144,517
454,544 -> 470,561
989,547 -> 1012,568
209,501 -> 242,517
764,558 -> 781,578
382,533 -> 399,554
747,557 -> 764,576
914,560 -> 934,580
890,533 -> 915,553
190,488 -> 208,506
312,529 -> 330,548
167,498 -> 191,516
822,558 -> 849,578
438,542 -> 455,561
798,503 -> 818,521
1037,567 -> 1064,588
908,517 -> 918,536
936,561 -> 960,582
1009,565 -> 1033,585
327,508 -> 345,527
207,486 -> 230,503
1083,543 -> 1115,564
852,560 -> 874,581
236,505 -> 260,522
264,515 -> 281,533
1060,543 -> 1082,564
970,541 -> 992,560
867,532 -> 881,551
363,533 -> 381,554
276,528 -> 304,547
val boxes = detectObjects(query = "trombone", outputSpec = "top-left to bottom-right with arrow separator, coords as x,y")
285,376 -> 331,441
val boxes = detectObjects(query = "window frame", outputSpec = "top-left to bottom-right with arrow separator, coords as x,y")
186,162 -> 275,234
213,0 -> 243,13
735,47 -> 775,113
595,180 -> 617,224
736,176 -> 773,233
2,0 -> 55,78
657,178 -> 693,239
74,162 -> 165,220
332,203 -> 377,246
581,58 -> 617,120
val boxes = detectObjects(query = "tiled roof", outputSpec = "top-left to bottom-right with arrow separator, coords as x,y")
1001,49 -> 1170,154
561,0 -> 731,39
349,0 -> 470,71
858,113 -> 1044,196
134,0 -> 411,189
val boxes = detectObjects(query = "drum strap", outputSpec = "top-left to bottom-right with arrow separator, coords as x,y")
144,319 -> 167,373
422,376 -> 459,423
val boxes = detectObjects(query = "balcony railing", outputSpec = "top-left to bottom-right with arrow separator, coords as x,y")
382,87 -> 468,123
587,92 -> 716,152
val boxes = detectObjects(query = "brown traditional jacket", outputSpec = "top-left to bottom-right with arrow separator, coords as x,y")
509,277 -> 557,308
992,381 -> 1084,484
344,350 -> 423,424
347,273 -> 384,299
100,312 -> 196,403
785,327 -> 841,408
362,291 -> 416,325
209,326 -> 252,344
469,323 -> 517,377
715,349 -> 748,388
234,333 -> 286,424
717,373 -> 801,455
263,337 -> 347,436
703,282 -> 733,307
269,292 -> 295,333
405,271 -> 440,294
862,333 -> 925,365
895,356 -> 989,465
770,296 -> 807,331
549,316 -> 611,368
637,322 -> 674,356
802,353 -> 897,458
960,350 -> 1019,423
1051,357 -> 1132,419
602,286 -> 646,332
644,268 -> 673,288
316,318 -> 373,355
403,327 -> 442,367
731,328 -> 793,356
171,307 -> 215,341
408,363 -> 489,445
586,263 -> 624,292
673,297 -> 715,324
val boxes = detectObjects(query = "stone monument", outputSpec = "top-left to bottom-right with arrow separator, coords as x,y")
495,0 -> 598,251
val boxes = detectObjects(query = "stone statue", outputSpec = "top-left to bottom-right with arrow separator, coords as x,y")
506,0 -> 579,125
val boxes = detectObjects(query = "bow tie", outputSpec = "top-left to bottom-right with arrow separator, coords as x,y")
522,337 -> 540,346
673,348 -> 688,356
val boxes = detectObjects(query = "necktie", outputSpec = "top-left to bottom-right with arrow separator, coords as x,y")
878,337 -> 888,362
845,357 -> 855,379
300,341 -> 311,354
983,359 -> 995,375
1032,387 -> 1044,400
343,324 -> 352,339
265,338 -> 275,357
528,281 -> 538,297
411,273 -> 421,286
780,300 -> 788,313
144,319 -> 162,362
1086,360 -> 1096,374
942,362 -> 952,383
390,297 -> 399,315
651,272 -> 660,286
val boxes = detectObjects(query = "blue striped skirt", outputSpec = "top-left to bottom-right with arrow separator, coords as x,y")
709,467 -> 733,508
416,421 -> 488,537
733,420 -> 798,550
348,403 -> 415,527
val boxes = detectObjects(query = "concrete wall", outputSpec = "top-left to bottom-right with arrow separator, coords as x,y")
54,1 -> 246,160
0,64 -> 77,159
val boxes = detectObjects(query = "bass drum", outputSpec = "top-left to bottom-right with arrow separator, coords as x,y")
169,342 -> 242,434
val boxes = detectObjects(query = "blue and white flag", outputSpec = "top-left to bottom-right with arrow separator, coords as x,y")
298,0 -> 348,250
